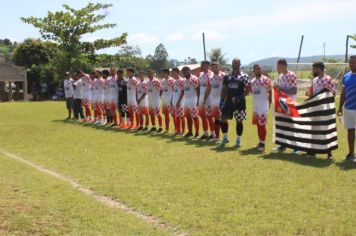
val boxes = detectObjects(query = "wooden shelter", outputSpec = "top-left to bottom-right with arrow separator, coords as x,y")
0,62 -> 29,101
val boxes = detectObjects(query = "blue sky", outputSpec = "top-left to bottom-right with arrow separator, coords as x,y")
1,0 -> 355,64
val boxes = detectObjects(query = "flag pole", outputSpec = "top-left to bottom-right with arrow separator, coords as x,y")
202,32 -> 207,60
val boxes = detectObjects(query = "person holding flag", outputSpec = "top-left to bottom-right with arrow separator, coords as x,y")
273,59 -> 300,154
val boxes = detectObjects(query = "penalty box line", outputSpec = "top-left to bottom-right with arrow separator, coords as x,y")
0,149 -> 188,236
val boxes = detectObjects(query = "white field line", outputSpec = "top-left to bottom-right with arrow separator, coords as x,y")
0,150 -> 188,236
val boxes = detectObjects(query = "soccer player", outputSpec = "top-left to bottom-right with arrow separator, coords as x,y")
137,71 -> 149,131
63,72 -> 74,119
273,59 -> 299,154
305,62 -> 336,159
161,68 -> 175,133
171,67 -> 185,136
79,71 -> 92,122
102,69 -> 111,125
204,62 -> 225,141
89,72 -> 97,122
108,67 -> 118,126
182,66 -> 200,138
198,60 -> 212,140
97,71 -> 107,125
92,71 -> 102,125
337,55 -> 356,162
147,70 -> 163,132
126,68 -> 139,129
72,72 -> 85,121
117,69 -> 130,128
219,58 -> 250,147
250,64 -> 272,151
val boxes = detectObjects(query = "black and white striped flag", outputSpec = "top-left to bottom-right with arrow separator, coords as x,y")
274,89 -> 338,154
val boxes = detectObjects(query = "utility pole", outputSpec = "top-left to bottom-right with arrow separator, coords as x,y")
202,33 -> 207,61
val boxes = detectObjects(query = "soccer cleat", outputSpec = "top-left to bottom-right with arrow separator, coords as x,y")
292,149 -> 300,155
209,137 -> 219,142
163,129 -> 169,134
183,132 -> 193,138
143,127 -> 149,131
218,138 -> 229,147
137,126 -> 143,131
256,143 -> 265,152
150,127 -> 157,132
199,134 -> 209,140
235,139 -> 241,148
157,128 -> 163,133
345,154 -> 355,161
173,132 -> 180,136
273,146 -> 286,152
327,155 -> 334,161
193,133 -> 199,139
80,118 -> 86,123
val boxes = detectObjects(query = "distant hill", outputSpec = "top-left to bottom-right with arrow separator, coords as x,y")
248,55 -> 345,67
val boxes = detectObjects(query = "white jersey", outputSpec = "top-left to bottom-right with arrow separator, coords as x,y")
103,78 -> 110,102
162,77 -> 175,106
172,77 -> 185,108
127,77 -> 138,106
90,79 -> 96,101
98,78 -> 105,103
183,75 -> 199,107
147,78 -> 162,108
91,78 -> 100,103
63,78 -> 74,98
250,75 -> 272,114
81,75 -> 91,100
208,71 -> 225,106
73,79 -> 83,99
198,71 -> 212,105
137,79 -> 148,107
107,75 -> 118,103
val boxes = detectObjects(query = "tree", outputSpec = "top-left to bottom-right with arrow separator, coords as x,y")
148,43 -> 169,72
351,35 -> 356,49
183,57 -> 198,64
208,47 -> 227,65
12,38 -> 60,93
21,3 -> 127,71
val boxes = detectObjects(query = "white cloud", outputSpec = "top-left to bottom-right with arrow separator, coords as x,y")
128,33 -> 159,44
166,33 -> 184,41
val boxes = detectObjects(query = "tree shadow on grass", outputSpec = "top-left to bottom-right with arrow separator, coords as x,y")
259,152 -> 333,168
335,161 -> 356,171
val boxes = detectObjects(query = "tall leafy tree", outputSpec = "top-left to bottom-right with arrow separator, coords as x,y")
21,3 -> 127,71
208,47 -> 227,65
148,43 -> 169,72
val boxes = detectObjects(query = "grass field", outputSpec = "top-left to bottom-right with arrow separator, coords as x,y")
0,98 -> 355,235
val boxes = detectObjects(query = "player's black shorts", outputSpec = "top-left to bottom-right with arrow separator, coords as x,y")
65,97 -> 73,109
221,99 -> 247,121
118,103 -> 128,113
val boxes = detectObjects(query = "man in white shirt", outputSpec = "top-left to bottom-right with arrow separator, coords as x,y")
72,72 -> 85,121
63,72 -> 74,119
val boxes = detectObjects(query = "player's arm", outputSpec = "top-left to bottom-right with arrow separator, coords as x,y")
177,90 -> 184,108
337,86 -> 346,116
196,86 -> 200,106
203,79 -> 211,105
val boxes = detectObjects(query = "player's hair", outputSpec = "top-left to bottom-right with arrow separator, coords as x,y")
232,58 -> 241,63
253,64 -> 261,69
161,68 -> 170,73
312,62 -> 325,71
211,62 -> 219,66
148,69 -> 155,74
350,55 -> 356,60
182,66 -> 190,71
201,60 -> 210,65
277,59 -> 288,66
64,71 -> 70,76
102,70 -> 110,76
117,69 -> 124,73
172,67 -> 180,72
126,68 -> 135,73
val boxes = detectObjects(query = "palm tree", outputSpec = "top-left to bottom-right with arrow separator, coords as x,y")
208,48 -> 227,65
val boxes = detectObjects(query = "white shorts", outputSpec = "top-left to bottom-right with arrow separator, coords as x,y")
207,97 -> 220,108
343,109 -> 356,130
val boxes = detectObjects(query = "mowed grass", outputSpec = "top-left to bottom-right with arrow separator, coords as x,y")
0,98 -> 355,235
0,155 -> 166,235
